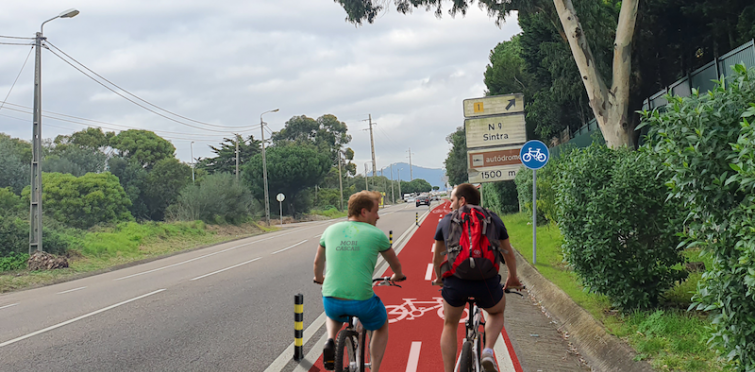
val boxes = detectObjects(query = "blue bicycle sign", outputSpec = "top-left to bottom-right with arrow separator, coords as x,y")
520,140 -> 549,170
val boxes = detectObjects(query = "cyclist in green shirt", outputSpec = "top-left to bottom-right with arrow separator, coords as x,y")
313,190 -> 406,371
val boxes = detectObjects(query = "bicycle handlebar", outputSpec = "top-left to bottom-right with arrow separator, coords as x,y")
373,276 -> 407,288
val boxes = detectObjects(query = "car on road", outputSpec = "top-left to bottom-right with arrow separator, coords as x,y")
416,195 -> 430,207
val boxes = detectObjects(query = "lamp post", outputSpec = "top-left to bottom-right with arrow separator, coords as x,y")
30,8 -> 79,254
260,108 -> 279,226
398,168 -> 403,202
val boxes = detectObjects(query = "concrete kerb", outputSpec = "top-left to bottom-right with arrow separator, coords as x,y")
511,247 -> 654,372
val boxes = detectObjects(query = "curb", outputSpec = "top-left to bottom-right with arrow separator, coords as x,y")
512,248 -> 654,372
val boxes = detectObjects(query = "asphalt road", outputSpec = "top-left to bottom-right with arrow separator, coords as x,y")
0,202 -> 427,372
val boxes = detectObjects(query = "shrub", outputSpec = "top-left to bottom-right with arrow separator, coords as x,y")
0,252 -> 29,272
556,143 -> 687,310
22,172 -> 133,229
169,173 -> 256,224
514,150 -> 566,224
641,65 -> 755,370
0,217 -> 70,257
481,181 -> 518,214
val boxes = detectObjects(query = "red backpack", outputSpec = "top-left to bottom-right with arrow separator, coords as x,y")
440,205 -> 502,280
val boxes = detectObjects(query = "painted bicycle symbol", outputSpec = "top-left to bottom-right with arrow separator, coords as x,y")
385,297 -> 468,324
521,148 -> 547,163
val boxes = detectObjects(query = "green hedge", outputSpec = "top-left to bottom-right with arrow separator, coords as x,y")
641,65 -> 755,371
556,144 -> 687,310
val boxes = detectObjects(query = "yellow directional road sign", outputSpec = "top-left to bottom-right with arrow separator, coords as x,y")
463,93 -> 524,118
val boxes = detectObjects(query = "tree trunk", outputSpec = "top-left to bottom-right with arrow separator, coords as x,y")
553,0 -> 639,148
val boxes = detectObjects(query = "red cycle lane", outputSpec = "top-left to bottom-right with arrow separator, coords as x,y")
309,201 -> 523,371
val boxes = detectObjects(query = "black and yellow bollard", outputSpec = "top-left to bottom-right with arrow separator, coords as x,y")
416,212 -> 419,226
389,230 -> 393,248
294,294 -> 304,361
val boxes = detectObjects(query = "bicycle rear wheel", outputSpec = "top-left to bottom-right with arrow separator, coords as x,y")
359,329 -> 371,372
335,329 -> 359,372
458,340 -> 474,372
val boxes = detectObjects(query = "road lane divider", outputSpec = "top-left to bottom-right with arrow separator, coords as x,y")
425,264 -> 434,281
115,231 -> 297,281
0,289 -> 166,348
190,257 -> 263,281
291,332 -> 329,372
0,303 -> 18,310
270,240 -> 308,255
56,286 -> 86,295
294,294 -> 304,361
405,341 -> 422,372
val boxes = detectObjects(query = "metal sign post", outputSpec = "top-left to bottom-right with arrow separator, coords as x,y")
276,193 -> 285,226
520,140 -> 549,265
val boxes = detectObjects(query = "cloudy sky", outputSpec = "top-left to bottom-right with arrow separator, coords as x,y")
0,0 -> 520,174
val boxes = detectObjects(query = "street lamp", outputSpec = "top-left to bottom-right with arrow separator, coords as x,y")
398,168 -> 403,202
30,8 -> 80,254
260,108 -> 279,226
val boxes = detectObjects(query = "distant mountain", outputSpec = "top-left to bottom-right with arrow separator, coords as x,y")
368,162 -> 448,190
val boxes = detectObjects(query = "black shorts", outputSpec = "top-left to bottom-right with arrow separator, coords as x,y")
441,275 -> 504,309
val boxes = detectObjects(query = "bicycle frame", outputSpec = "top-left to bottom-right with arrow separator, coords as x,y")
454,298 -> 484,372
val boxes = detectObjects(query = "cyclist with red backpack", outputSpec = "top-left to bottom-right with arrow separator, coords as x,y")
432,183 -> 522,372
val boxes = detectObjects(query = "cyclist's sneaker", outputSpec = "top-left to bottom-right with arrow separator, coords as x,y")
481,348 -> 498,372
323,338 -> 336,370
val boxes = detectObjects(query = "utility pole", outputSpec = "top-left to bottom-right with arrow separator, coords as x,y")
234,134 -> 240,183
260,109 -> 279,227
364,163 -> 369,190
368,114 -> 377,180
398,168 -> 403,200
390,164 -> 395,204
29,8 -> 80,254
191,141 -> 195,183
338,155 -> 344,211
407,147 -> 414,180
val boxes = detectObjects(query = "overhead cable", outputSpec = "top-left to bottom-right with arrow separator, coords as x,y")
0,42 -> 34,46
0,35 -> 34,40
0,46 -> 33,113
0,103 -> 242,140
46,41 -> 262,131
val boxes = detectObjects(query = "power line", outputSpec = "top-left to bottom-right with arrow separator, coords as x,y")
0,35 -> 34,40
45,41 -> 262,132
0,112 -> 224,143
0,42 -> 33,46
46,41 -> 261,131
0,46 -> 33,114
0,104 -> 239,140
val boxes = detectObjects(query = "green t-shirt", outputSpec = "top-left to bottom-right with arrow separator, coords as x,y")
320,221 -> 391,301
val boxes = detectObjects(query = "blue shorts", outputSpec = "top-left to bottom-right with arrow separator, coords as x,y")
441,275 -> 504,309
322,294 -> 388,331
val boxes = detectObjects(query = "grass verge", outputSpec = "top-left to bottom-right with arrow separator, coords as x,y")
500,212 -> 726,372
0,220 -> 265,293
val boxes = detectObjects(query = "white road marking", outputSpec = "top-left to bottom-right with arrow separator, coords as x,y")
0,303 -> 18,310
190,257 -> 263,281
263,312 -> 327,372
484,310 -> 517,372
116,231 -> 295,280
425,264 -> 434,281
431,243 -> 435,252
270,240 -> 308,255
56,286 -> 86,295
313,234 -> 322,238
0,289 -> 166,348
291,332 -> 329,372
405,341 -> 422,372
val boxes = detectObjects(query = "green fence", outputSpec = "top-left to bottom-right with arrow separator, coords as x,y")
550,39 -> 754,155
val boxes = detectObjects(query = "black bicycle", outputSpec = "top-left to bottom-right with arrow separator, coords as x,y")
455,287 -> 524,372
321,277 -> 403,372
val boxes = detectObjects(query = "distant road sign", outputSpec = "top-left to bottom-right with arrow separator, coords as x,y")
468,146 -> 522,169
468,165 -> 520,183
464,115 -> 526,149
463,93 -> 524,118
276,193 -> 285,202
520,140 -> 549,170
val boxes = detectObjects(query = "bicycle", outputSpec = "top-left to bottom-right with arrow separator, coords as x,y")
455,287 -> 524,372
320,277 -> 404,372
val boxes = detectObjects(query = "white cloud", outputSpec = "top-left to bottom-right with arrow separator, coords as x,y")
0,0 -> 520,173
